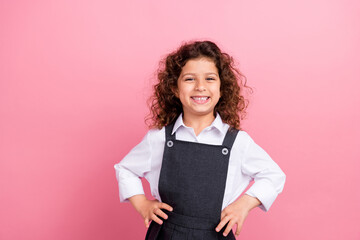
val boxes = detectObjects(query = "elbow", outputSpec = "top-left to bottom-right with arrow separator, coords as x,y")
277,171 -> 286,194
114,162 -> 127,182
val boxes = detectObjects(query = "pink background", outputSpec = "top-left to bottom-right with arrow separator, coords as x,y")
1,0 -> 359,239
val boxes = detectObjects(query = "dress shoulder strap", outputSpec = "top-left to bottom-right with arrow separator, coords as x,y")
165,123 -> 176,141
222,127 -> 239,149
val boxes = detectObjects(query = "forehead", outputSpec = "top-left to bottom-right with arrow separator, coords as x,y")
181,57 -> 218,74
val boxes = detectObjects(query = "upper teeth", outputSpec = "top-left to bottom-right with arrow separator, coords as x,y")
193,97 -> 208,100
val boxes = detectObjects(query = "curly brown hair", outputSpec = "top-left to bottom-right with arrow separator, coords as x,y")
146,40 -> 253,130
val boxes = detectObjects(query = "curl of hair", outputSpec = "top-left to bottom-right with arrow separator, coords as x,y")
145,40 -> 253,130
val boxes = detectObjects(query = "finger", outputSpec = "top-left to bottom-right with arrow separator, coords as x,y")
223,220 -> 236,237
151,213 -> 163,225
220,208 -> 228,220
215,215 -> 231,232
235,222 -> 243,236
159,202 -> 173,212
154,208 -> 169,220
144,218 -> 150,228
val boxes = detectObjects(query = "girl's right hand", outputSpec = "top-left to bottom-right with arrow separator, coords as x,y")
128,194 -> 173,228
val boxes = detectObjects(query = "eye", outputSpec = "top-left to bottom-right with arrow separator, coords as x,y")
206,77 -> 215,81
185,78 -> 194,81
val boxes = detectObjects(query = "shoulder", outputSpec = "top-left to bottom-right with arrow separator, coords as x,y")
220,120 -> 251,142
220,120 -> 252,148
232,129 -> 254,150
145,126 -> 166,144
236,130 -> 252,141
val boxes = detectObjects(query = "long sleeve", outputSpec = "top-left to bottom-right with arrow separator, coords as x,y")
114,131 -> 152,202
242,136 -> 286,212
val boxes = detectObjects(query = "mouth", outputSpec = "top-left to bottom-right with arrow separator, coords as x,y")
191,96 -> 210,104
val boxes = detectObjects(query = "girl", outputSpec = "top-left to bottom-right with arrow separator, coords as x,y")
114,40 -> 286,239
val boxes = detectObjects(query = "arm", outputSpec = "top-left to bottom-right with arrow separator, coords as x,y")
114,130 -> 173,227
242,136 -> 286,212
114,131 -> 152,202
216,135 -> 286,237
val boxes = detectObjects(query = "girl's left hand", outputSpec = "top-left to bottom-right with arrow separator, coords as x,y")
215,194 -> 261,237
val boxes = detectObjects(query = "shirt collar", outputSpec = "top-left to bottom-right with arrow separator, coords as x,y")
171,112 -> 226,135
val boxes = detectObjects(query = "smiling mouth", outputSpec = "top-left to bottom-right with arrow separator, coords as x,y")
191,96 -> 210,104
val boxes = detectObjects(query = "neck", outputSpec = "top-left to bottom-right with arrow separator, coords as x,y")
182,112 -> 216,136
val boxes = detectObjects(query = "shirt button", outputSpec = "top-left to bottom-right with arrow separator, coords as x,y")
222,148 -> 229,155
167,140 -> 174,147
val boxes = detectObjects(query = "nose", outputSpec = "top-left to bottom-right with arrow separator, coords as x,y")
195,79 -> 206,91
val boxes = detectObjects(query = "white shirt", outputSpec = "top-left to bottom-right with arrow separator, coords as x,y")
114,113 -> 286,212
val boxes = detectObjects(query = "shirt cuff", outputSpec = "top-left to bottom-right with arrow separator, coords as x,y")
118,177 -> 145,202
245,179 -> 278,212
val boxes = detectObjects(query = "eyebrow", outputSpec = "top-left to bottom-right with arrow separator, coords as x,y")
181,72 -> 219,77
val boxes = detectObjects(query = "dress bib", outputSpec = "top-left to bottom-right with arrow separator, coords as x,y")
145,123 -> 239,240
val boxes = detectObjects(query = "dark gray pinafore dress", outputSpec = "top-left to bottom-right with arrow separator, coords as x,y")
145,123 -> 239,240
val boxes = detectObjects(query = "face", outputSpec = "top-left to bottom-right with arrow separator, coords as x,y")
175,57 -> 221,120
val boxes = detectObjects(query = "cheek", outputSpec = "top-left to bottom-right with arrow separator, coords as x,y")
212,85 -> 221,98
178,84 -> 191,96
